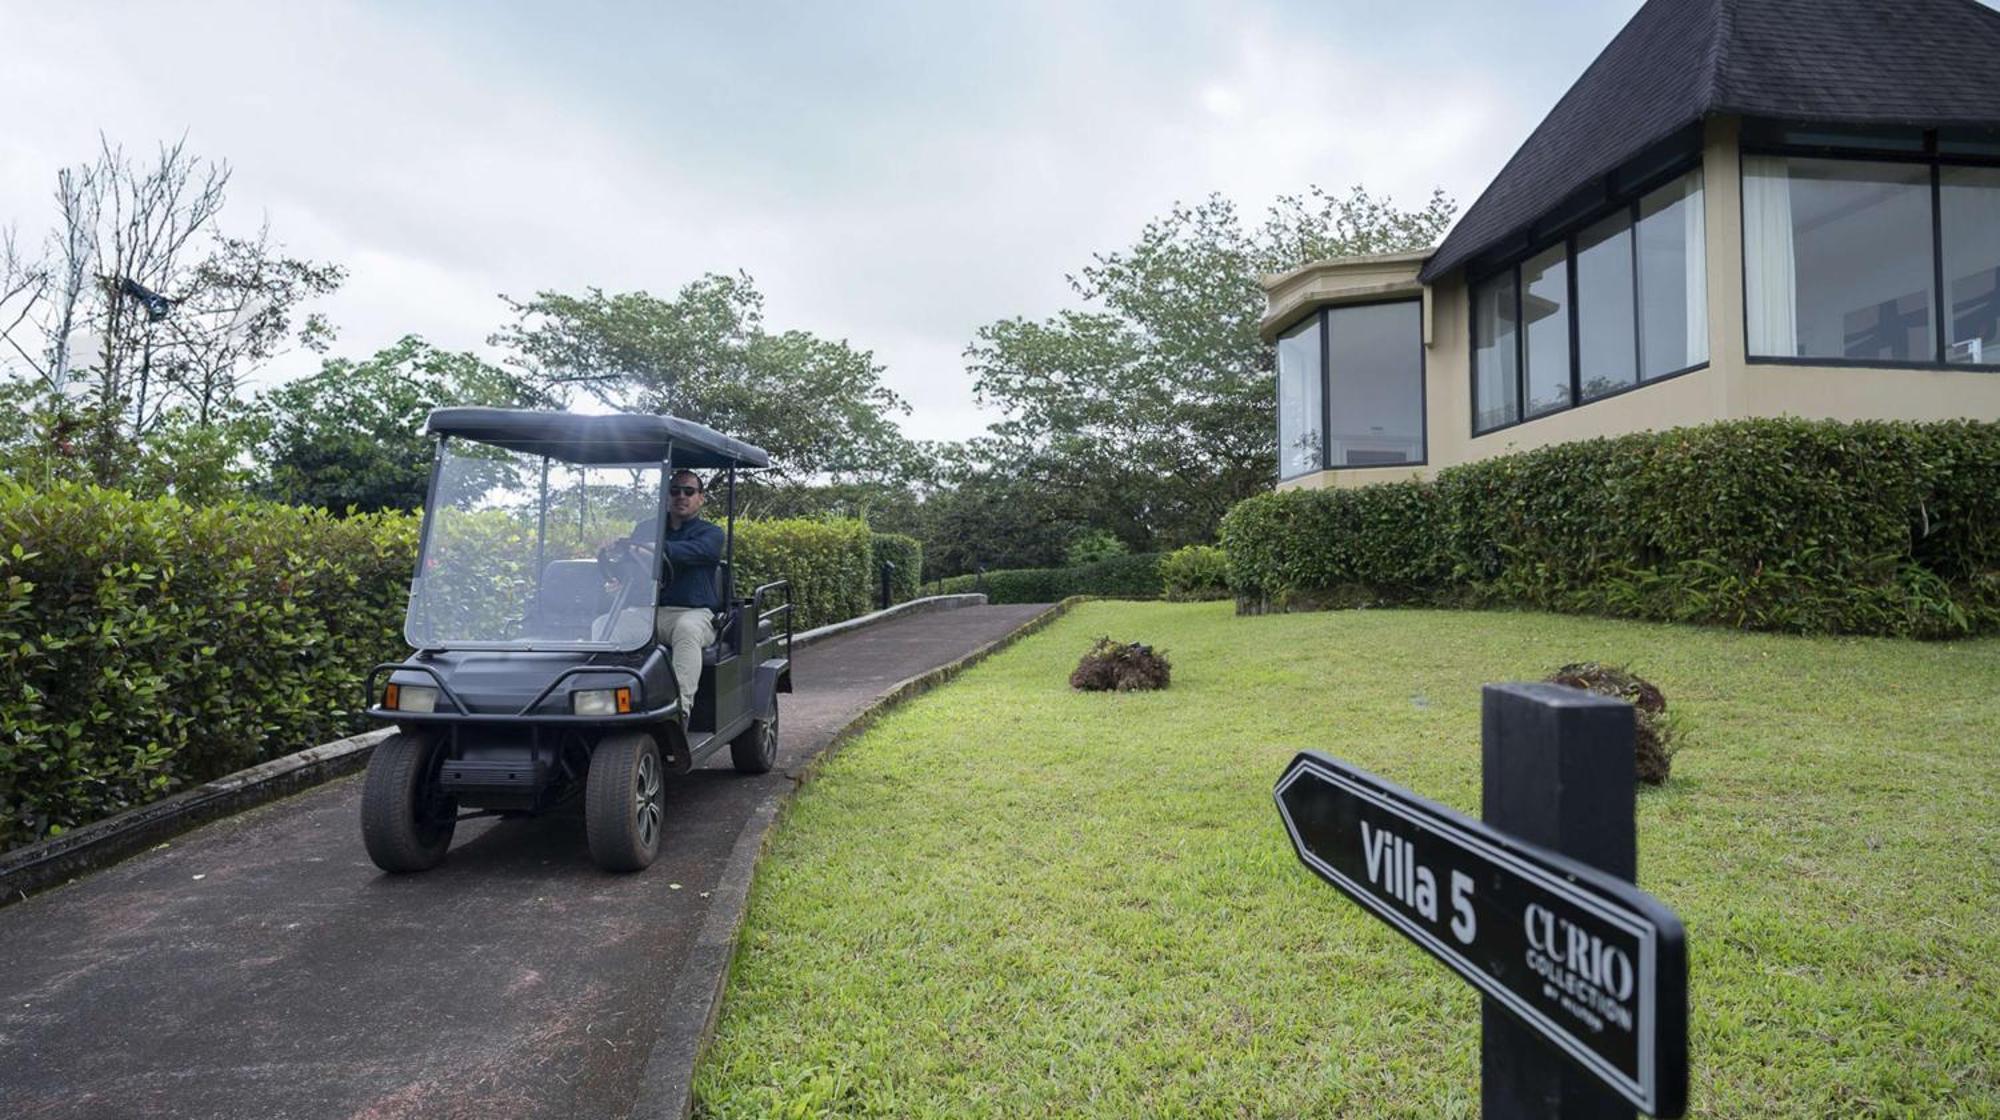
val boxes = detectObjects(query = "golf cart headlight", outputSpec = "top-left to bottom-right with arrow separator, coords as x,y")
387,684 -> 438,713
573,687 -> 631,716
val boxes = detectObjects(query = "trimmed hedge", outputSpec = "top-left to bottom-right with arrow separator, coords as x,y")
0,490 -> 896,849
1159,545 -> 1231,601
1220,419 -> 2000,637
0,481 -> 417,849
871,533 -> 924,605
934,553 -> 1165,603
732,518 -> 875,632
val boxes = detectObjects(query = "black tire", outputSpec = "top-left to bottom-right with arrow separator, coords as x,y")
361,732 -> 456,873
730,707 -> 779,775
586,733 -> 664,872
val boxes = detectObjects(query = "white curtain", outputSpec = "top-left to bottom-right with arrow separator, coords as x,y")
1683,167 -> 1709,366
1743,156 -> 1799,356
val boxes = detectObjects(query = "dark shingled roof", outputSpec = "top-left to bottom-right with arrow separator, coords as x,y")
1419,0 -> 2000,283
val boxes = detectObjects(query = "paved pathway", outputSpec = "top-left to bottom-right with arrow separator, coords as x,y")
0,604 -> 1052,1120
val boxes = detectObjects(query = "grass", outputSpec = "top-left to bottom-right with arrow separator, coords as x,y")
693,602 -> 2000,1118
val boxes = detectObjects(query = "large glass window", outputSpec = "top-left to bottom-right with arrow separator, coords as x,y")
1276,316 -> 1324,479
1636,170 -> 1708,376
1522,245 -> 1570,417
1325,301 -> 1424,466
1575,211 -> 1637,400
1472,166 -> 1706,435
1943,166 -> 2000,364
1473,270 -> 1520,432
1744,157 -> 1935,361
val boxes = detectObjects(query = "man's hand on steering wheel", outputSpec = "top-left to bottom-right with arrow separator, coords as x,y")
596,536 -> 671,591
597,539 -> 642,591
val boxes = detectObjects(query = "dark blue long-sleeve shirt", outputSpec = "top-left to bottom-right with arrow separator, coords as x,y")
633,516 -> 725,611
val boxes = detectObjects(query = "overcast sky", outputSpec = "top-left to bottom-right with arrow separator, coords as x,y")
3,1 -> 1683,442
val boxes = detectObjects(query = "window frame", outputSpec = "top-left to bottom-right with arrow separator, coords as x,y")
1738,126 -> 2000,372
1469,161 -> 1709,439
1273,297 -> 1429,477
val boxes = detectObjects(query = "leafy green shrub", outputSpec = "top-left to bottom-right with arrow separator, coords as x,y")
1158,544 -> 1232,601
732,518 -> 874,631
934,553 -> 1164,603
1222,480 -> 1451,610
870,532 -> 924,605
932,572 -> 975,596
1220,418 -> 2000,637
1064,530 -> 1129,567
0,481 -> 417,849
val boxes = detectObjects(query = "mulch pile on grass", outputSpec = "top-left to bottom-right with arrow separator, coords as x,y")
1546,662 -> 1680,784
1070,638 -> 1171,691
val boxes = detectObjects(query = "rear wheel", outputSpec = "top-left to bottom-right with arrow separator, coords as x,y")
586,733 -> 664,871
731,707 -> 779,774
361,732 -> 456,872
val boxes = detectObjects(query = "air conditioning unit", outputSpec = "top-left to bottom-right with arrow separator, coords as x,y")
1947,337 -> 1984,364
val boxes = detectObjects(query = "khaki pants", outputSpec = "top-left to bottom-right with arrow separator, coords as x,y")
655,606 -> 718,717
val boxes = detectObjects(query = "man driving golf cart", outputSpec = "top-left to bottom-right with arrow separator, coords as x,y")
364,408 -> 793,874
603,468 -> 725,722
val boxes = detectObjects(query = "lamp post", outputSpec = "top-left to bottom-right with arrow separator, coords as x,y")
110,275 -> 175,432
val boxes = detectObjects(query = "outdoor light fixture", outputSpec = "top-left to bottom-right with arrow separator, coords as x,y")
384,684 -> 438,713
572,687 -> 632,716
110,275 -> 176,321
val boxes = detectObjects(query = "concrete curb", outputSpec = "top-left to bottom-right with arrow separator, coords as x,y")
0,727 -> 394,907
637,595 -> 1083,1120
790,593 -> 987,650
0,595 -> 990,909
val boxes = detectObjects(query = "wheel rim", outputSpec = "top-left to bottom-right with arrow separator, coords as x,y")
634,748 -> 662,849
760,720 -> 778,767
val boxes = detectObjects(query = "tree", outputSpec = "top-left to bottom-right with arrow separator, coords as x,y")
493,274 -> 915,489
913,441 -> 1088,577
0,137 -> 342,491
256,336 -> 538,514
963,185 -> 1455,551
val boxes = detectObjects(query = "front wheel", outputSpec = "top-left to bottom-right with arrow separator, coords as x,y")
731,707 -> 779,774
586,733 -> 664,871
361,732 -> 456,872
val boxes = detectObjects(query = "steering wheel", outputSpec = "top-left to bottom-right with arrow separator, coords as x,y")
596,540 -> 645,590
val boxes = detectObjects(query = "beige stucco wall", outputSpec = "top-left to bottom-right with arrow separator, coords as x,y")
1275,114 -> 2000,493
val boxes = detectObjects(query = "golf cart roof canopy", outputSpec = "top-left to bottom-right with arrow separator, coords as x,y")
423,407 -> 771,468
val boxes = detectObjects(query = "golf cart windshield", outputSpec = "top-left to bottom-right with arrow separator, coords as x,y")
404,439 -> 663,652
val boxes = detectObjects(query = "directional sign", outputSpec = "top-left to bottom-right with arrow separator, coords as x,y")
1275,751 -> 1687,1117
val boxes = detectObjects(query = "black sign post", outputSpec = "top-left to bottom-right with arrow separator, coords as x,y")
1273,683 -> 1686,1118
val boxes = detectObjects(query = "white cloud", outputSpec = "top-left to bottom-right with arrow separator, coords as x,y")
0,0 -> 1632,445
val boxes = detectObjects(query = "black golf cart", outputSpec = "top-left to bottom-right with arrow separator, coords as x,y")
361,408 -> 792,873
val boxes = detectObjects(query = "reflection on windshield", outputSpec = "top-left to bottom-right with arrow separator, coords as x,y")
405,441 -> 663,651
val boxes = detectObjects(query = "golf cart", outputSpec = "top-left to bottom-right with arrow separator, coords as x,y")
361,408 -> 792,873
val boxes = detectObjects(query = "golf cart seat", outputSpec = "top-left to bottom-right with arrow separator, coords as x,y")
526,558 -> 606,639
699,603 -> 776,666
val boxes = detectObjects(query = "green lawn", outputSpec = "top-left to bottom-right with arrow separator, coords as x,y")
694,602 -> 2000,1118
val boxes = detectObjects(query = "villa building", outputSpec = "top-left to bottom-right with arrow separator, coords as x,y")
1266,0 -> 2000,488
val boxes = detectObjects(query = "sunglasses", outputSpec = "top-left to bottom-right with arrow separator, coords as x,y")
669,485 -> 702,497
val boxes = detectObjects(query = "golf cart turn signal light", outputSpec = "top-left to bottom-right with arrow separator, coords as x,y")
573,687 -> 635,716
389,685 -> 438,713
